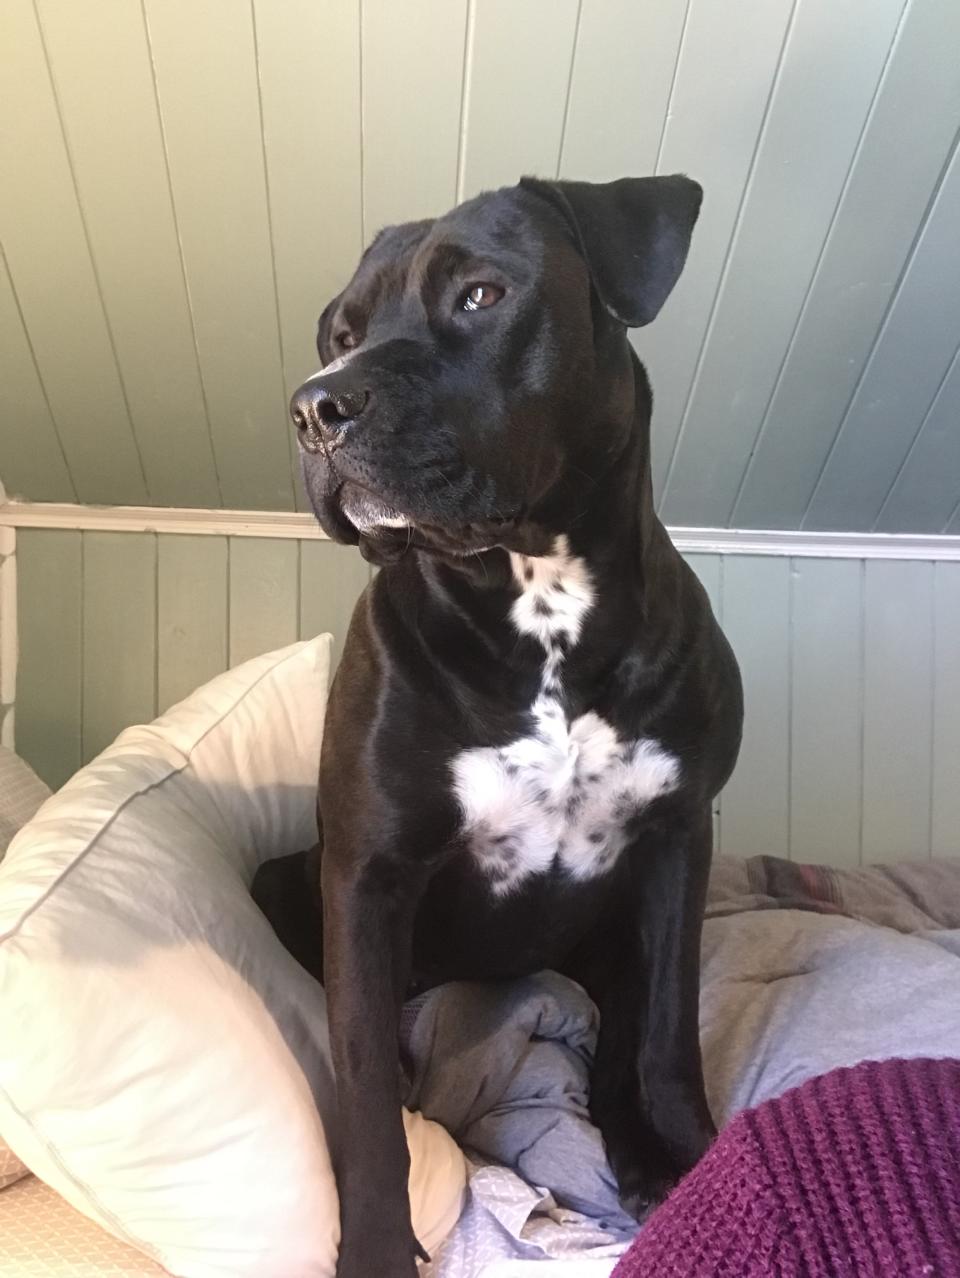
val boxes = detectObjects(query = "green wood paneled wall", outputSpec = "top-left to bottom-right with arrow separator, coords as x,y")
15,531 -> 370,790
1,0 -> 958,532
13,530 -> 960,866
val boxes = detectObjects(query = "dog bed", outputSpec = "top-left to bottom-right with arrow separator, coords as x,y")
412,855 -> 960,1276
3,650 -> 960,1278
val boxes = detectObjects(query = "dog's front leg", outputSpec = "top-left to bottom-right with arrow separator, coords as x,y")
633,802 -> 716,1174
322,848 -> 426,1278
583,801 -> 715,1217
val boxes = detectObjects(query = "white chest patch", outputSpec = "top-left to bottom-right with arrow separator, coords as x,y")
450,536 -> 680,894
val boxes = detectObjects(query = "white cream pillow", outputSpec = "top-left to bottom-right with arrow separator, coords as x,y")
0,637 -> 465,1277
0,744 -> 52,1190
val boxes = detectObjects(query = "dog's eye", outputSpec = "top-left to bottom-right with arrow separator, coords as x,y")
461,284 -> 504,313
335,331 -> 358,350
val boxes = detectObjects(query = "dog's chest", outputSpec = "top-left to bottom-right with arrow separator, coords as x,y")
450,539 -> 680,894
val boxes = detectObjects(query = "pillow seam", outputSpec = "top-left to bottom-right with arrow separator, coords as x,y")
0,642 -> 320,946
0,1077 -> 171,1269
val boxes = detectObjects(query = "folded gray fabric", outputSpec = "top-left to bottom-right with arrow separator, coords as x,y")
390,856 -> 960,1277
400,970 -> 635,1235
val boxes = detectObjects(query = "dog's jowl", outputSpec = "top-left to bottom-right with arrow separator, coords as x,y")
280,174 -> 743,1277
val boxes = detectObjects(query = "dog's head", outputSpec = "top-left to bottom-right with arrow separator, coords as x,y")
291,175 -> 701,564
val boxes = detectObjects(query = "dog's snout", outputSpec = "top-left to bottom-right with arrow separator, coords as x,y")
290,381 -> 370,453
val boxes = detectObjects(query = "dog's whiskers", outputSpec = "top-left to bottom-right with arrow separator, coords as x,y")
471,550 -> 490,584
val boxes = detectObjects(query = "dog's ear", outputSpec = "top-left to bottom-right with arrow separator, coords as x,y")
520,174 -> 702,328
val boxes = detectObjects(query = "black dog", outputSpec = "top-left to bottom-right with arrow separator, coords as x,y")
270,174 -> 742,1277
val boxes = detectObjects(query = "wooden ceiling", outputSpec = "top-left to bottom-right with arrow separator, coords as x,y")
1,0 -> 958,531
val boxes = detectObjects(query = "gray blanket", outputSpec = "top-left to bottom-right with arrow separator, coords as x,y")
404,856 -> 960,1277
402,971 -> 633,1235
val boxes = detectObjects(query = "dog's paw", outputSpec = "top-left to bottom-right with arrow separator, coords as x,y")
612,1116 -> 717,1221
618,1176 -> 676,1223
612,1124 -> 717,1223
617,1157 -> 685,1223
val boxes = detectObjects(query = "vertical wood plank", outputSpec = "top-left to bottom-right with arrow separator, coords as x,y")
299,541 -> 370,669
804,147 -> 960,530
715,556 -> 791,860
876,344 -> 960,534
0,0 -> 147,504
157,537 -> 228,713
0,250 -> 74,501
82,533 -> 157,762
458,0 -> 580,199
734,0 -> 960,530
639,0 -> 796,501
143,0 -> 295,510
861,560 -> 934,862
559,0 -> 687,181
932,562 -> 960,858
253,0 -> 363,403
254,0 -> 362,513
790,559 -> 863,866
361,0 -> 467,232
35,0 -> 220,508
228,538 -> 299,666
14,531 -> 82,789
661,0 -> 907,527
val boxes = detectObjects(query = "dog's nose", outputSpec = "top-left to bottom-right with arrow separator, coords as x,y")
290,382 -> 370,453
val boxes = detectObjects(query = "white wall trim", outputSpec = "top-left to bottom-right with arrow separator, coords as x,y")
667,526 -> 960,561
2,501 -> 960,560
0,502 -> 328,540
